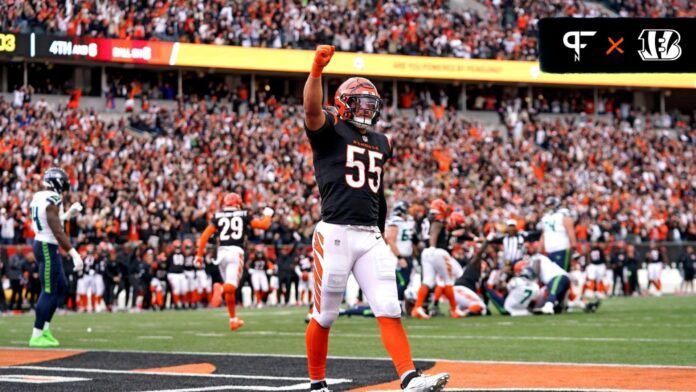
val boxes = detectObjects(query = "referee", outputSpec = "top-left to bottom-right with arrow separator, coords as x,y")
489,219 -> 541,265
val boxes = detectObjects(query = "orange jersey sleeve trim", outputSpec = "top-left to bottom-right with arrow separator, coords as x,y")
250,216 -> 272,230
197,224 -> 217,258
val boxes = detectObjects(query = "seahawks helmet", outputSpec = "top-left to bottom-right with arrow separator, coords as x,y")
42,167 -> 70,193
392,200 -> 409,216
544,196 -> 561,210
520,266 -> 537,281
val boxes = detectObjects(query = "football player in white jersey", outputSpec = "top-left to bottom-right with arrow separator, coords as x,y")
385,201 -> 416,304
523,253 -> 572,314
28,167 -> 84,348
540,197 -> 577,271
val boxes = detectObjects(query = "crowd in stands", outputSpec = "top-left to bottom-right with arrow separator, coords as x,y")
1,91 -> 694,247
3,0 -> 691,61
1,86 -> 695,311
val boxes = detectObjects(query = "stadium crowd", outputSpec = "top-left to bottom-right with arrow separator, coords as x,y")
0,88 -> 695,313
2,0 -> 691,62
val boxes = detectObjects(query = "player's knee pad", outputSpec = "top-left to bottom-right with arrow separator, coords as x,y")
312,308 -> 339,328
323,271 -> 349,294
222,283 -> 236,295
371,298 -> 401,318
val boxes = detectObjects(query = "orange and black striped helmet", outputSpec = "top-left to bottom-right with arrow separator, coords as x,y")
334,77 -> 382,129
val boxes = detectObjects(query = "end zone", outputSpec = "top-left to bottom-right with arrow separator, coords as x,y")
1,349 -> 694,392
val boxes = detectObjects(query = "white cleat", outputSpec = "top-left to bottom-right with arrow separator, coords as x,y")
403,372 -> 450,392
540,301 -> 555,315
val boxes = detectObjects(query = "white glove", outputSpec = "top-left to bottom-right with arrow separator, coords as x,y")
62,203 -> 83,220
263,207 -> 274,217
69,248 -> 84,272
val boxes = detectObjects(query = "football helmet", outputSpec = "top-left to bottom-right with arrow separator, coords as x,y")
429,199 -> 450,220
448,211 -> 466,229
223,192 -> 242,209
514,259 -> 537,280
43,167 -> 70,193
334,77 -> 382,129
392,200 -> 409,216
544,196 -> 560,209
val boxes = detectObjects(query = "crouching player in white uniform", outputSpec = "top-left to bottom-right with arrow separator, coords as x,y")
525,254 -> 573,314
484,256 -> 541,316
28,167 -> 84,347
196,192 -> 273,331
451,237 -> 489,317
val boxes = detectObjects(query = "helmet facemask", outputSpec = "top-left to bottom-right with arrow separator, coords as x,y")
341,94 -> 382,129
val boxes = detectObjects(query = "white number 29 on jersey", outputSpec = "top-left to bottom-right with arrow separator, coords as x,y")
218,216 -> 244,241
345,145 -> 383,193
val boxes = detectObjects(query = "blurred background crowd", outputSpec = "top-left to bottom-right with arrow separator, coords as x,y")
1,0 -> 693,61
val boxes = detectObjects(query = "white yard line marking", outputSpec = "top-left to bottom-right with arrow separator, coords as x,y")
0,374 -> 90,384
235,330 -> 696,344
140,383 -> 308,392
5,366 -> 350,384
1,346 -> 694,370
137,336 -> 173,340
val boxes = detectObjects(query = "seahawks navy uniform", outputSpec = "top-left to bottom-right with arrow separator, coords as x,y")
306,110 -> 392,228
212,209 -> 253,247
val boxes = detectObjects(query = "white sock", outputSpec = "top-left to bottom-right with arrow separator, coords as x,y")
44,322 -> 50,330
400,370 -> 416,383
32,328 -> 43,339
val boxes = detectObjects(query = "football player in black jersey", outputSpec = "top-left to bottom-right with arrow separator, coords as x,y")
196,192 -> 273,330
167,240 -> 187,309
303,45 -> 449,392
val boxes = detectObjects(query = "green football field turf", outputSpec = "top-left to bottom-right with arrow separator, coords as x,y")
1,296 -> 694,366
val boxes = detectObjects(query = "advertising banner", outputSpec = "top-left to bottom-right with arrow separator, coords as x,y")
2,32 -> 694,89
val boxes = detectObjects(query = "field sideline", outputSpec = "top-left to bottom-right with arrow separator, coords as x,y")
1,296 -> 695,366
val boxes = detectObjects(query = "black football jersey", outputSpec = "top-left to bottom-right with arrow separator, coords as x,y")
212,209 -> 252,247
252,259 -> 266,270
168,252 -> 185,274
589,247 -> 606,265
155,260 -> 167,279
428,215 -> 449,250
306,111 -> 392,227
183,255 -> 195,271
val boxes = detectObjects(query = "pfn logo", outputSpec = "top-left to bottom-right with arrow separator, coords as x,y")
563,31 -> 596,61
638,29 -> 682,61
